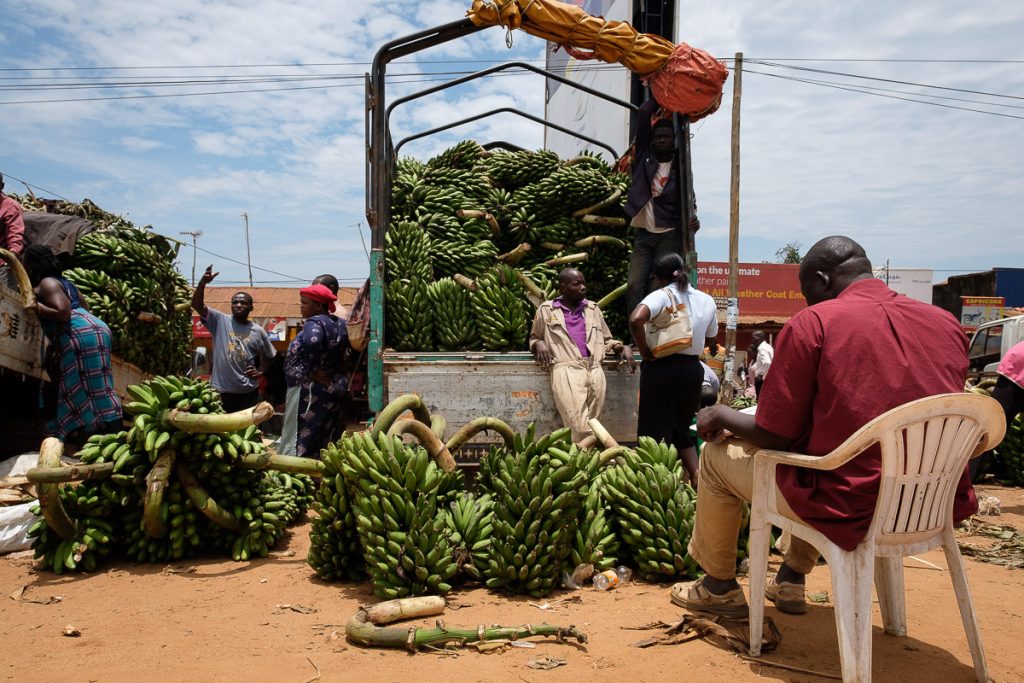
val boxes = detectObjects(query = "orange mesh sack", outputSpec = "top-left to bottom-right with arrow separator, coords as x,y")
646,43 -> 729,121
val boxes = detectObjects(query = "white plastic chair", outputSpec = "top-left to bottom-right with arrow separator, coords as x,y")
747,393 -> 1005,682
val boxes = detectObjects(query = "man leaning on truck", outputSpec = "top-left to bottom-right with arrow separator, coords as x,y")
529,268 -> 635,442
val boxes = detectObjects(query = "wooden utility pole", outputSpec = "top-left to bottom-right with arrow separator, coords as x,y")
722,53 -> 743,404
241,212 -> 254,287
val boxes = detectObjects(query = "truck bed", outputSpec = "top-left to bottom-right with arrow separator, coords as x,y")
383,351 -> 640,445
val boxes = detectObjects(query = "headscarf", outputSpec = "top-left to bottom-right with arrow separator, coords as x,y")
300,283 -> 336,313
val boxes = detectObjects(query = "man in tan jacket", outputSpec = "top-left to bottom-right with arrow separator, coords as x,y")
530,269 -> 636,442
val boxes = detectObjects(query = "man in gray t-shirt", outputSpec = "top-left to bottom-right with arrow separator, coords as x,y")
192,265 -> 276,412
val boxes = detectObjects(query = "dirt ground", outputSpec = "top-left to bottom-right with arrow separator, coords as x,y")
2,484 -> 1023,683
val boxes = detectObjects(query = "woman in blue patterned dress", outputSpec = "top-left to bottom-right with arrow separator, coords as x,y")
283,284 -> 349,458
23,244 -> 121,441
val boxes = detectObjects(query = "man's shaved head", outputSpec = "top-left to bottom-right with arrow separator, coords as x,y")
558,268 -> 583,285
799,236 -> 873,306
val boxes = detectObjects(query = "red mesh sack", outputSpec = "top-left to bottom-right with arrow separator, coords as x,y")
645,43 -> 729,121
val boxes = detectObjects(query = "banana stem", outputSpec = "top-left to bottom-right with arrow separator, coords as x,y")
597,446 -> 632,467
430,414 -> 447,442
143,449 -> 176,539
573,188 -> 623,217
387,419 -> 457,473
539,242 -> 565,251
371,394 -> 432,438
544,252 -> 588,267
237,452 -> 325,476
596,283 -> 627,309
176,464 -> 246,533
446,417 -> 517,453
456,209 -> 501,236
346,597 -> 587,652
581,214 -> 627,227
136,311 -> 163,324
36,437 -> 76,540
562,155 -> 605,169
577,434 -> 598,449
587,418 -> 618,449
514,270 -> 546,308
497,243 -> 531,265
0,247 -> 35,308
163,402 -> 274,433
574,235 -> 626,250
26,461 -> 114,484
453,274 -> 477,291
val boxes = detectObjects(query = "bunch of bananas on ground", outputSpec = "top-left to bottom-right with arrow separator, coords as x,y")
28,376 -> 312,572
477,427 -> 586,597
994,413 -> 1024,486
14,191 -> 194,375
333,431 -> 461,598
571,450 -> 621,572
428,277 -> 480,351
439,492 -> 494,581
384,140 -> 635,350
308,443 -> 366,581
600,437 -> 699,581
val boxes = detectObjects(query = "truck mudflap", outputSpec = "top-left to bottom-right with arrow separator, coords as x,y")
383,351 -> 639,445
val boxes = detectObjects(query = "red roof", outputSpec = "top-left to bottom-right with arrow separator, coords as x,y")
202,286 -> 357,319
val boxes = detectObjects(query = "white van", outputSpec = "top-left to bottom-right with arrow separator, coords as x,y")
967,315 -> 1024,374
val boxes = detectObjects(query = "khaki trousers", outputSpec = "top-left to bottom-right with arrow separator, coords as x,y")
550,359 -> 606,442
688,439 -> 820,580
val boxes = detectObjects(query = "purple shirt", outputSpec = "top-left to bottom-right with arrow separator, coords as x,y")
553,297 -> 589,358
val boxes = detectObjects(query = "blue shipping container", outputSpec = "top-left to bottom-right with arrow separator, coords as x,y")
995,268 -> 1024,307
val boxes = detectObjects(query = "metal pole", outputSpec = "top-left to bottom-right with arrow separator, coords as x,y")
241,212 -> 254,287
722,53 -> 743,405
179,230 -> 202,287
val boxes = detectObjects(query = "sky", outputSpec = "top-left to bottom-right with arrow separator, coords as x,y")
2,0 -> 1022,289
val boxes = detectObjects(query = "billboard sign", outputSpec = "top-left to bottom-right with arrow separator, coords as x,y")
697,262 -> 805,317
544,0 -> 632,162
191,315 -> 211,339
873,267 -> 933,303
960,296 -> 1004,331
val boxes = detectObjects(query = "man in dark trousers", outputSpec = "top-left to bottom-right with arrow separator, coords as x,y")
624,97 -> 699,321
673,236 -> 975,618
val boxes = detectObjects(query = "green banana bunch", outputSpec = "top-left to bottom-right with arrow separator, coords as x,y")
439,492 -> 494,581
480,149 -> 560,190
334,431 -> 461,598
568,447 -> 620,572
427,140 -> 487,171
428,277 -> 481,351
385,220 -> 432,283
472,265 -> 528,351
308,442 -> 366,581
601,439 -> 698,581
385,278 -> 434,351
994,413 -> 1024,485
27,480 -> 120,573
478,425 -> 586,597
431,239 -> 498,280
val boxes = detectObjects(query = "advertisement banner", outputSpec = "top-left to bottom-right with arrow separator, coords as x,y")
961,296 -> 1004,331
191,315 -> 211,339
697,262 -> 805,317
873,267 -> 933,303
544,0 -> 632,162
261,317 -> 287,342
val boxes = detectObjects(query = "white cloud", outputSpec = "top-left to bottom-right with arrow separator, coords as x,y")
120,136 -> 165,152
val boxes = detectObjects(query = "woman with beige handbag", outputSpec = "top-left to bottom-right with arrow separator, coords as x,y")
629,253 -> 720,485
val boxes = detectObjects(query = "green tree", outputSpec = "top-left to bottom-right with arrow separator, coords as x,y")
775,242 -> 802,264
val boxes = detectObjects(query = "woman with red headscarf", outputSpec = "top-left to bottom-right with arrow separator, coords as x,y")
282,284 -> 350,457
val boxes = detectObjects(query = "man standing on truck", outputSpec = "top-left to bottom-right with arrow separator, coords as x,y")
0,173 -> 26,289
624,97 -> 699,322
530,268 -> 635,442
191,265 -> 276,413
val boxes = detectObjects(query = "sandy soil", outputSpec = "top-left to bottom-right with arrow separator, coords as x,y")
2,484 -> 1022,683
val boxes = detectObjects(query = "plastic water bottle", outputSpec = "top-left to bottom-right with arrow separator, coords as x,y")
592,569 -> 620,591
616,565 -> 633,584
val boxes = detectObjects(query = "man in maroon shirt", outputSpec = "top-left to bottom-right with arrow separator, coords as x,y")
673,236 -> 974,618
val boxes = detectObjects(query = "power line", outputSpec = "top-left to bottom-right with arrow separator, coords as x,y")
745,68 -> 1024,120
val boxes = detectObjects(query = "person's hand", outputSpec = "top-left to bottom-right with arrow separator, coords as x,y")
619,344 -> 636,373
696,404 -> 728,443
532,341 -> 553,369
199,265 -> 218,285
244,366 -> 261,379
689,215 -> 701,232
